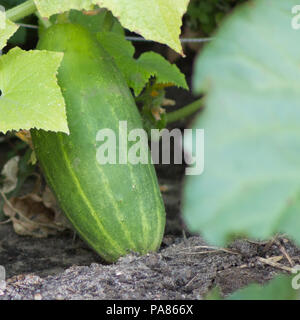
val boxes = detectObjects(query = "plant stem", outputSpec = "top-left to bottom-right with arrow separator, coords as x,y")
165,98 -> 204,124
36,11 -> 51,29
6,0 -> 36,22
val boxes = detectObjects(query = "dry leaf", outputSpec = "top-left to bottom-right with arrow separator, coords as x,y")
0,156 -> 20,194
162,98 -> 176,107
83,9 -> 102,16
3,186 -> 70,238
151,107 -> 166,121
15,130 -> 33,149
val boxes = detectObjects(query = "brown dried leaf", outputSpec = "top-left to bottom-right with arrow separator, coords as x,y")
151,107 -> 166,121
3,189 -> 70,238
0,156 -> 19,194
15,130 -> 33,149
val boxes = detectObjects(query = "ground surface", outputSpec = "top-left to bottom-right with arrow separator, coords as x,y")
0,161 -> 299,300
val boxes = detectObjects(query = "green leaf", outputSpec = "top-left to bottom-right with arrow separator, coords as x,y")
0,19 -> 18,49
97,31 -> 149,96
69,9 -> 124,35
228,275 -> 299,300
34,0 -> 189,54
0,7 -> 6,29
183,0 -> 300,246
97,32 -> 188,96
34,0 -> 93,17
94,0 -> 189,54
138,52 -> 189,90
0,47 -> 69,134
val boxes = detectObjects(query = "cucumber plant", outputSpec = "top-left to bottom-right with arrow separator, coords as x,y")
0,0 -> 195,262
32,23 -> 167,262
1,0 -> 298,300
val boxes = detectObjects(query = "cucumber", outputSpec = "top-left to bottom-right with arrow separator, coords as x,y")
31,23 -> 166,262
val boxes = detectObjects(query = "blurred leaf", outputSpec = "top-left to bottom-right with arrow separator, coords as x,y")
183,0 -> 300,246
204,287 -> 223,300
228,275 -> 299,300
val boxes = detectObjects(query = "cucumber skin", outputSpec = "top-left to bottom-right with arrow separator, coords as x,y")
31,23 -> 166,262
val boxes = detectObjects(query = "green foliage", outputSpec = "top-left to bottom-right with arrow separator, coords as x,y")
1,0 -> 28,45
0,47 -> 68,134
97,31 -> 148,96
186,0 -> 247,34
183,0 -> 300,247
0,19 -> 18,49
33,0 -> 189,54
97,31 -> 188,97
34,0 -> 93,17
228,275 -> 299,300
0,0 -> 27,7
205,274 -> 300,300
69,9 -> 124,34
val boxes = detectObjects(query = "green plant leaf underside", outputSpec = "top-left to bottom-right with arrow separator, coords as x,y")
183,0 -> 300,246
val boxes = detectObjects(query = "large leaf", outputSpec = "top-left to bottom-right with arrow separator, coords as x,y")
69,9 -> 124,35
183,0 -> 300,245
138,52 -> 188,90
97,32 -> 188,96
94,0 -> 189,55
0,47 -> 69,134
228,275 -> 299,300
205,275 -> 300,300
0,19 -> 18,49
97,31 -> 147,96
0,5 -> 5,29
34,0 -> 93,17
34,0 -> 189,54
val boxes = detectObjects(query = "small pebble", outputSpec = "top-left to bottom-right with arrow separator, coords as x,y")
0,280 -> 6,291
34,293 -> 42,300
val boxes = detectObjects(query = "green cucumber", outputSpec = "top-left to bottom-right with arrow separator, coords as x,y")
31,23 -> 166,262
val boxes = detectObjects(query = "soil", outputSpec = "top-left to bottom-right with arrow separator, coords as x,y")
1,159 -> 299,300
0,46 -> 299,300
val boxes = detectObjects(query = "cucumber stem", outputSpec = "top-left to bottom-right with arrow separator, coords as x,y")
36,11 -> 52,29
6,0 -> 37,22
165,98 -> 203,124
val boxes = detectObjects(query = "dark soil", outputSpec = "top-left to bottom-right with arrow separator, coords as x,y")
1,160 -> 299,300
